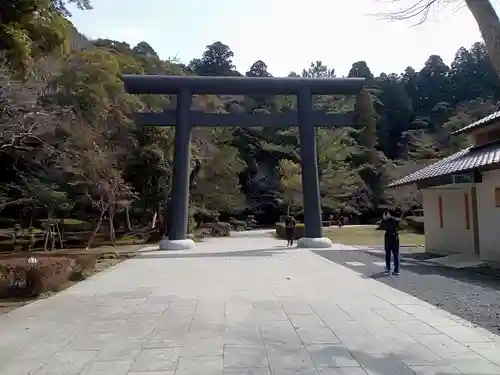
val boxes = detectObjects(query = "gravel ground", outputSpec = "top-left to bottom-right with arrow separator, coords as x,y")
313,248 -> 500,335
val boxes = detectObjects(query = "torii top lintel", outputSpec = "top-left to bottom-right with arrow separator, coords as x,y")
122,75 -> 366,96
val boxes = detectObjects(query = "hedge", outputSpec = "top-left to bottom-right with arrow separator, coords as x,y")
0,254 -> 97,297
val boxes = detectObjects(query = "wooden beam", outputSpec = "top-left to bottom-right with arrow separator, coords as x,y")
122,75 -> 366,95
134,110 -> 355,128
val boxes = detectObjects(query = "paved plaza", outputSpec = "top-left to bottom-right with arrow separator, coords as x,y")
1,231 -> 500,375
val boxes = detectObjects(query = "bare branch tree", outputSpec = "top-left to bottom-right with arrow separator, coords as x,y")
375,0 -> 459,25
375,0 -> 500,80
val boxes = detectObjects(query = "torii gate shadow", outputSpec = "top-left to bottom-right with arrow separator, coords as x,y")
132,247 -> 287,259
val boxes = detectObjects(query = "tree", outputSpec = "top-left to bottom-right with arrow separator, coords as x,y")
188,41 -> 238,76
132,41 -> 159,58
245,60 -> 280,112
279,160 -> 302,215
65,135 -> 134,248
301,61 -> 335,78
348,61 -> 375,88
379,0 -> 500,79
43,47 -> 141,125
52,0 -> 93,16
317,129 -> 361,213
301,61 -> 339,110
124,127 -> 174,230
18,168 -> 72,251
0,66 -> 75,219
246,60 -> 271,77
0,0 -> 92,73
415,55 -> 452,115
376,73 -> 414,159
191,128 -> 246,213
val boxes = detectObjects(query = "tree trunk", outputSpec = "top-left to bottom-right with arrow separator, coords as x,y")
151,211 -> 157,229
50,226 -> 55,250
44,214 -> 52,252
287,187 -> 292,216
60,218 -> 65,244
86,210 -> 105,250
465,0 -> 500,78
125,206 -> 132,232
44,229 -> 49,252
157,201 -> 165,235
109,208 -> 116,246
29,202 -> 36,227
56,222 -> 63,249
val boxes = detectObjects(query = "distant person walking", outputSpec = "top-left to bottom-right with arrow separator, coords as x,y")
337,214 -> 344,228
284,215 -> 296,246
381,209 -> 401,275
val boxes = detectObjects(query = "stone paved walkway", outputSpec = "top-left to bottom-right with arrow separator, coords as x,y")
1,231 -> 500,375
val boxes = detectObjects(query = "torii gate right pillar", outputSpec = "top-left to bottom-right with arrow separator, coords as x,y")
296,88 -> 331,248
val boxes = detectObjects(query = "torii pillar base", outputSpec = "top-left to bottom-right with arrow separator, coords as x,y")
159,238 -> 195,250
297,237 -> 332,249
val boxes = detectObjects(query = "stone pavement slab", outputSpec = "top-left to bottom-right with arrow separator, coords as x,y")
0,231 -> 499,375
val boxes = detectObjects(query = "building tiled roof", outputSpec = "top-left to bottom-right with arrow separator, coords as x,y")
388,141 -> 500,187
451,111 -> 500,135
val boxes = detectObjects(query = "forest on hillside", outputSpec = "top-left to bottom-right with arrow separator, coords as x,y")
2,1 -> 500,249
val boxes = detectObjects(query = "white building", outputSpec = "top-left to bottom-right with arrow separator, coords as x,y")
389,112 -> 500,262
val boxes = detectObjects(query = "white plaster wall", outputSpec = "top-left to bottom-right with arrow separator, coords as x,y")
422,187 -> 474,255
476,169 -> 500,262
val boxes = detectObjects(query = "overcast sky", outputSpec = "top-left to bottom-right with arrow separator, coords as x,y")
69,0 -> 500,76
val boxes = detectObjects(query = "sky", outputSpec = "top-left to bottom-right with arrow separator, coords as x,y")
69,0 -> 499,77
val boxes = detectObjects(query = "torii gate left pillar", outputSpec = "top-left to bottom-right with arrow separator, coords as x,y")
122,75 -> 366,250
167,88 -> 193,249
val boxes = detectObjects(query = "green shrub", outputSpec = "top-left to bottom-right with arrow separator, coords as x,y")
70,254 -> 97,281
61,219 -> 93,232
229,219 -> 247,231
209,222 -> 231,237
275,222 -> 305,240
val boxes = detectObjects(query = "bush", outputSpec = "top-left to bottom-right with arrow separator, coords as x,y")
0,257 -> 73,297
229,219 -> 247,231
275,223 -> 305,240
209,222 -> 231,237
61,219 -> 93,232
71,254 -> 97,281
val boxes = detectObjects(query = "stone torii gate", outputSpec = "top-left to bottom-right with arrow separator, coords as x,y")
122,75 -> 367,250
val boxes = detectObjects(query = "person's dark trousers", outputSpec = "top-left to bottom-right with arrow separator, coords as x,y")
384,234 -> 400,273
286,228 -> 294,246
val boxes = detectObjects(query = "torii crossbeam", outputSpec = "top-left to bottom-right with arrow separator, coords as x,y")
122,75 -> 366,250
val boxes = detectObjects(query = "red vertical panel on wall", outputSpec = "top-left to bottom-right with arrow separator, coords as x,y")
464,193 -> 470,230
438,196 -> 444,228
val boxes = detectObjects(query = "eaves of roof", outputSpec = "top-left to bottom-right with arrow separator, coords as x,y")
451,111 -> 500,135
388,141 -> 500,188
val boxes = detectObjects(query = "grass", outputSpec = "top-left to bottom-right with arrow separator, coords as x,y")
325,225 -> 425,246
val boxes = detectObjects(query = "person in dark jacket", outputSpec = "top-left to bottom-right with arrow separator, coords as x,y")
381,209 -> 401,275
284,216 -> 296,246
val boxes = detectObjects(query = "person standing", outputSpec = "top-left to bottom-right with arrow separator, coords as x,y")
337,214 -> 344,228
284,215 -> 296,246
381,209 -> 401,275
